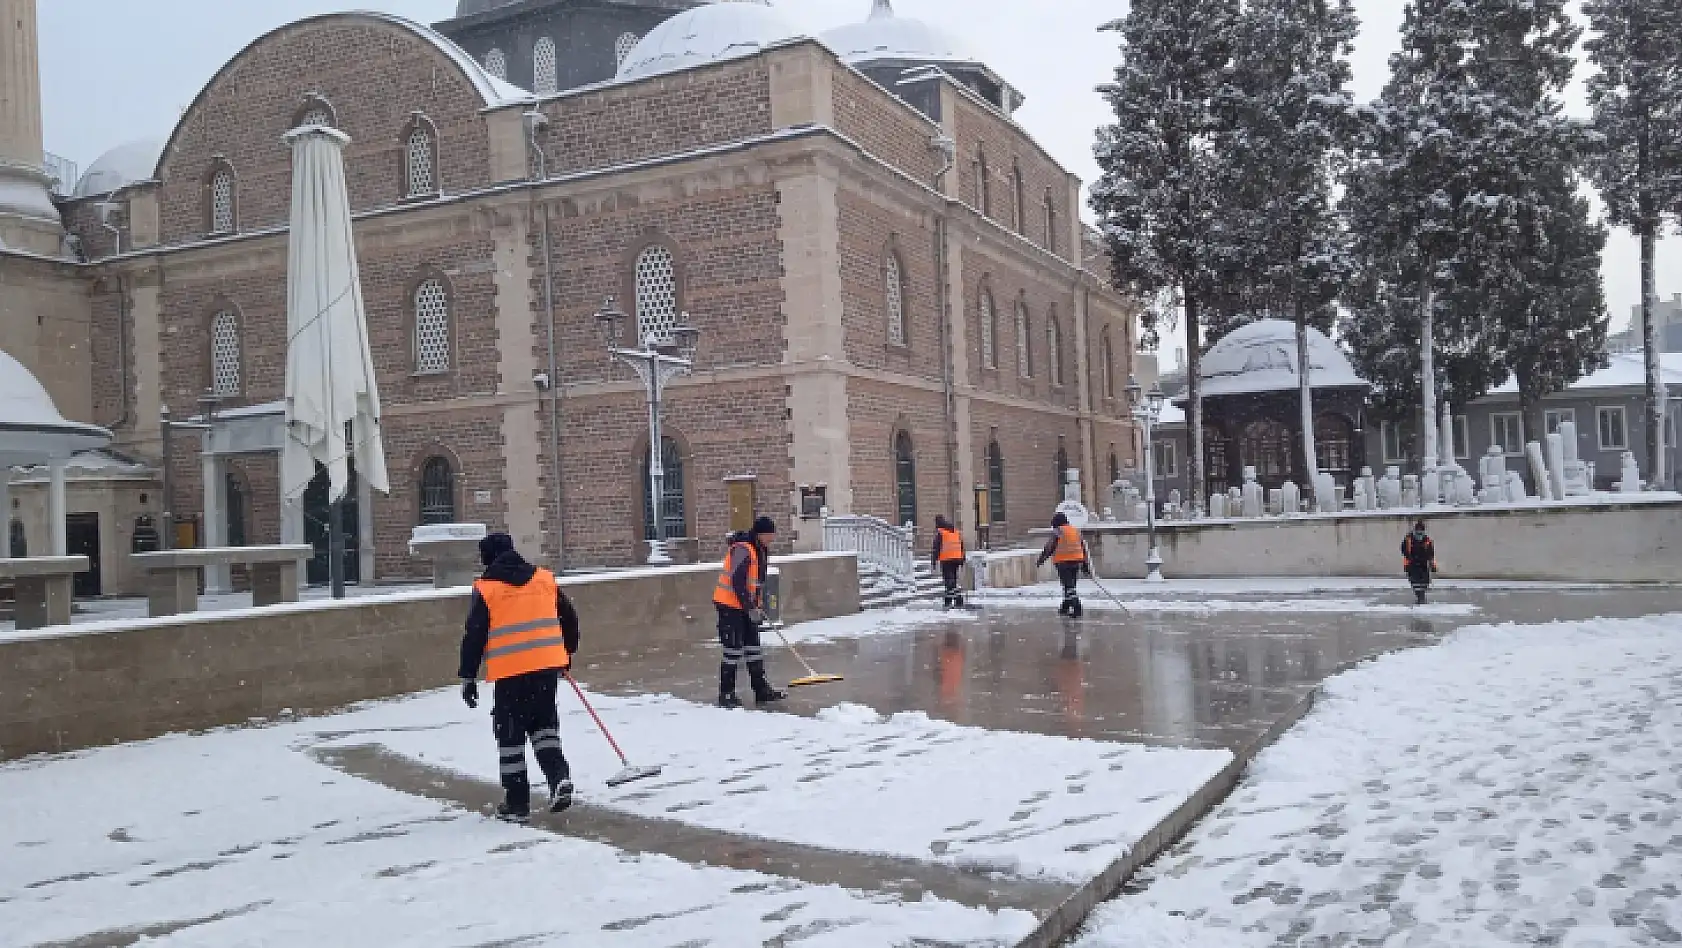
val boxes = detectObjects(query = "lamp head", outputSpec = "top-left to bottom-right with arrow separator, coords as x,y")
1124,374 -> 1142,409
595,298 -> 627,350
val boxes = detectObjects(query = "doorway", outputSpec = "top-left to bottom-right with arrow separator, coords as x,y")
303,463 -> 360,586
66,513 -> 101,597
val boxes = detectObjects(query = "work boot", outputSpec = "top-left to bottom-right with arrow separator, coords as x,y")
755,687 -> 787,705
1070,599 -> 1084,619
954,594 -> 965,608
718,693 -> 743,709
494,801 -> 530,824
1414,588 -> 1427,606
548,779 -> 575,814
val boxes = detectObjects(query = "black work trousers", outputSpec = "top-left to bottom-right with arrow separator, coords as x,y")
717,605 -> 772,698
492,669 -> 570,810
940,560 -> 964,605
1056,563 -> 1084,617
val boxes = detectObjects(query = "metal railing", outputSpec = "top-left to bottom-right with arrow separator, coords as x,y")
43,152 -> 78,197
823,514 -> 916,588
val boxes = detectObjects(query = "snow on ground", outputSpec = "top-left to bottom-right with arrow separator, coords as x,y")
979,581 -> 1479,617
345,691 -> 1231,884
781,604 -> 978,644
0,707 -> 1034,947
0,582 -> 433,638
1074,614 -> 1682,947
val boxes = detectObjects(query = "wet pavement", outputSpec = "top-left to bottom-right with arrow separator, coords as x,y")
577,583 -> 1682,754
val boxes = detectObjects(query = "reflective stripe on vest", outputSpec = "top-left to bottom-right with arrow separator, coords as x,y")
712,542 -> 760,610
937,528 -> 964,562
1053,525 -> 1085,563
475,568 -> 569,682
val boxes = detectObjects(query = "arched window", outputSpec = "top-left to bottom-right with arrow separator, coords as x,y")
1110,450 -> 1121,484
884,252 -> 906,346
634,245 -> 679,344
208,164 -> 236,235
533,37 -> 559,95
1240,419 -> 1294,481
404,119 -> 437,198
1314,414 -> 1355,475
979,290 -> 997,369
419,456 -> 457,525
295,96 -> 336,130
1016,303 -> 1032,378
1046,312 -> 1063,386
1044,190 -> 1058,252
413,278 -> 451,374
640,436 -> 686,540
976,152 -> 991,217
894,430 -> 918,527
1011,163 -> 1026,234
986,440 -> 1007,526
226,472 -> 248,547
615,32 -> 640,66
1055,444 -> 1069,498
1101,329 -> 1115,399
484,47 -> 508,80
10,518 -> 26,557
210,309 -> 241,397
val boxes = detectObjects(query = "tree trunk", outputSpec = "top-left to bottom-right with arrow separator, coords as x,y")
1185,288 -> 1205,515
1517,371 -> 1543,474
1419,266 -> 1438,476
1296,300 -> 1319,508
1641,227 -> 1666,488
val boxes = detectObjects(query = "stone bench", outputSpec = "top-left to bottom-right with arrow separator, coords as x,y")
408,523 -> 487,589
0,556 -> 90,630
130,546 -> 314,618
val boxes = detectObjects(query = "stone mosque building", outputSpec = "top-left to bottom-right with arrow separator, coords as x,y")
0,0 -> 1138,595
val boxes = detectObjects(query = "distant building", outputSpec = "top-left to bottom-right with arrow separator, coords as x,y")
1608,294 -> 1682,354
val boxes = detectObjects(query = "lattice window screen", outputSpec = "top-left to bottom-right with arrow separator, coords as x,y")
406,125 -> 435,197
980,293 -> 996,368
414,279 -> 451,374
615,33 -> 639,66
210,169 -> 235,234
211,311 -> 241,397
533,37 -> 558,95
635,247 -> 679,344
484,48 -> 507,80
885,254 -> 906,346
300,107 -> 332,128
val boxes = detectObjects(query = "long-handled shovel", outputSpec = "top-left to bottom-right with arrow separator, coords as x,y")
563,672 -> 663,787
766,622 -> 844,688
1085,574 -> 1135,617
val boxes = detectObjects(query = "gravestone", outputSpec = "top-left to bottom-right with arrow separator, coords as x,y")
1354,468 -> 1376,511
1559,421 -> 1592,497
1420,468 -> 1441,507
1281,481 -> 1300,516
1240,466 -> 1264,518
1545,433 -> 1568,501
1526,441 -> 1554,501
1401,474 -> 1420,509
1618,451 -> 1642,493
1209,493 -> 1228,519
1312,472 -> 1336,513
1378,467 -> 1402,509
1504,470 -> 1527,502
1479,445 -> 1508,503
1055,468 -> 1091,526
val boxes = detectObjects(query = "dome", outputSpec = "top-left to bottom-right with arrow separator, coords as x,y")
618,1 -> 800,82
73,140 -> 165,198
821,0 -> 969,65
0,349 -> 112,466
1196,319 -> 1367,399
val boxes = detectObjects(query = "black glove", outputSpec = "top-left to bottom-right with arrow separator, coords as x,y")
460,679 -> 479,709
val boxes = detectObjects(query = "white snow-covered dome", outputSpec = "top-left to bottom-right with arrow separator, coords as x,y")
0,349 -> 112,466
1197,319 -> 1367,399
73,140 -> 165,198
821,0 -> 968,65
617,0 -> 801,82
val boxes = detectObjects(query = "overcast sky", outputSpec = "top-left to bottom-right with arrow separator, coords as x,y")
38,0 -> 1676,338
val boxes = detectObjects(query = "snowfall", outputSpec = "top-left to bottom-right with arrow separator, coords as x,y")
1074,613 -> 1682,947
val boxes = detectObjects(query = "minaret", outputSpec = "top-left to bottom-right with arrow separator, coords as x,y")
0,0 -> 62,253
871,0 -> 894,18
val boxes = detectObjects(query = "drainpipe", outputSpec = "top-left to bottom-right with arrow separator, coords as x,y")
526,110 -> 568,571
97,193 -> 132,432
931,134 -> 959,525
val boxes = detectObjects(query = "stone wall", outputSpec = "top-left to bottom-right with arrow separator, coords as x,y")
1079,501 -> 1682,583
0,552 -> 858,760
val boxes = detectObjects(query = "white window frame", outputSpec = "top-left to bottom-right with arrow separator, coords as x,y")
1452,415 -> 1469,460
1381,421 -> 1406,464
1154,438 -> 1178,478
1544,407 -> 1576,436
1597,405 -> 1628,451
1490,412 -> 1525,457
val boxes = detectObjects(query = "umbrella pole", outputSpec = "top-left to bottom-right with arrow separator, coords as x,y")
328,497 -> 346,600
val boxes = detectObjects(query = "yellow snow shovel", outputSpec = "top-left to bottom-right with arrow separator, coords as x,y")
767,622 -> 844,688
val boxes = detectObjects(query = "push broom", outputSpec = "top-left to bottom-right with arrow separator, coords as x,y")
766,620 -> 844,688
563,672 -> 663,787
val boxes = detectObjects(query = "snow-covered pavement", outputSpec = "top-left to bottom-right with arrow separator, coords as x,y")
1074,614 -> 1682,947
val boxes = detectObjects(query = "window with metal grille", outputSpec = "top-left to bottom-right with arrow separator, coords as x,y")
226,472 -> 248,547
484,47 -> 507,80
1314,414 -> 1354,474
405,124 -> 436,198
419,456 -> 457,525
885,253 -> 906,346
635,246 -> 679,344
211,310 -> 241,397
894,431 -> 918,527
1047,314 -> 1062,385
299,106 -> 332,128
641,437 -> 687,540
986,440 -> 1007,526
1016,304 -> 1032,378
210,167 -> 235,234
533,37 -> 558,95
980,291 -> 996,368
413,279 -> 451,374
615,32 -> 639,66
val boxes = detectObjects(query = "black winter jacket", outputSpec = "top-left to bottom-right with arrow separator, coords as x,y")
458,551 -> 580,680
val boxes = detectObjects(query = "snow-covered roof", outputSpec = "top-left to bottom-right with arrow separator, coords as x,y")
0,349 -> 112,465
1193,318 -> 1367,399
354,12 -> 534,106
1155,402 -> 1186,427
73,140 -> 165,198
821,0 -> 970,65
617,1 -> 802,82
1484,352 -> 1682,397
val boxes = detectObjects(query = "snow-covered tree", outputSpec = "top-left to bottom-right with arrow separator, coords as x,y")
1092,0 -> 1240,514
1583,0 -> 1682,486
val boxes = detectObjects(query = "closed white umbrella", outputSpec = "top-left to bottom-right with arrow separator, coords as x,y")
281,125 -> 390,597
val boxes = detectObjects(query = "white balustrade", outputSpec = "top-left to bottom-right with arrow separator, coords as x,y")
823,514 -> 916,590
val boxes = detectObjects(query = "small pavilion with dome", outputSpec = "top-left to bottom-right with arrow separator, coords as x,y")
1,349 -> 112,560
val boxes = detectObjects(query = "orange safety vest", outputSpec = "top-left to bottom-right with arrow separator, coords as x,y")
937,527 -> 965,562
712,541 -> 761,611
1052,524 -> 1086,564
474,569 -> 569,682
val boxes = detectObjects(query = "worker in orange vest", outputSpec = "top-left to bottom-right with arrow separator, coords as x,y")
459,533 -> 581,823
1402,520 -> 1438,605
713,516 -> 786,709
929,515 -> 967,608
1036,512 -> 1092,618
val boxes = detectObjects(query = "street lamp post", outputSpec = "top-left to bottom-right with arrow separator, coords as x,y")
596,298 -> 700,566
1126,375 -> 1167,582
